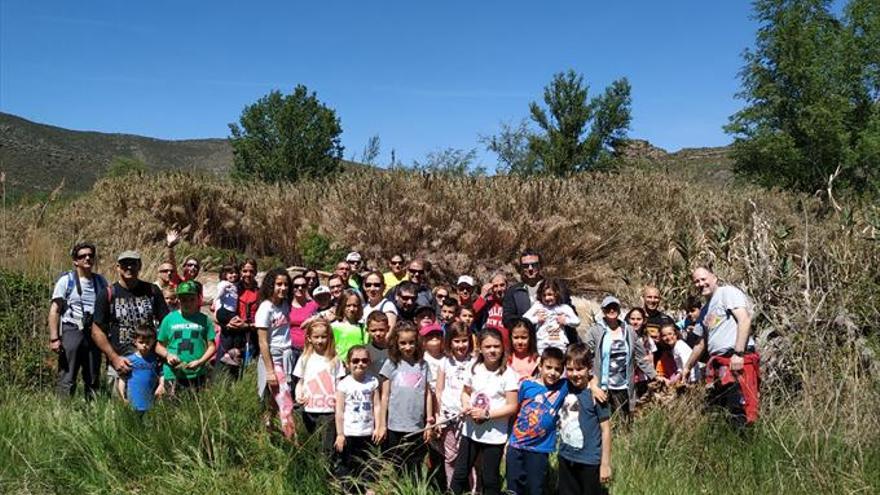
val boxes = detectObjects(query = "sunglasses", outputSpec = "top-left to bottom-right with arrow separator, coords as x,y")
521,262 -> 540,269
350,358 -> 370,365
457,286 -> 473,292
408,269 -> 425,275
435,292 -> 449,299
293,284 -> 307,289
305,276 -> 317,280
119,261 -> 140,269
158,269 -> 173,274
364,282 -> 382,288
390,260 -> 404,265
75,253 -> 95,260
399,295 -> 416,301
185,263 -> 200,268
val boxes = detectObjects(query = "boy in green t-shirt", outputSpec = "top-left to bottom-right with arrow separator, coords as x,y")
156,281 -> 215,394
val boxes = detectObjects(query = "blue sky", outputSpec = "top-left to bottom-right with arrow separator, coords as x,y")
1,1 -> 760,168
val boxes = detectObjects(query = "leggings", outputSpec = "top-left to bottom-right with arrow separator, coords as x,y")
450,436 -> 504,495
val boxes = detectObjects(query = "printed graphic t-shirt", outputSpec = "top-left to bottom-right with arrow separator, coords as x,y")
558,387 -> 610,466
380,359 -> 430,433
293,353 -> 345,414
157,310 -> 215,380
94,281 -> 169,356
509,378 -> 569,453
337,374 -> 380,436
461,364 -> 520,445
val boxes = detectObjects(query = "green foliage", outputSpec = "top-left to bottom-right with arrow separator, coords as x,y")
0,270 -> 53,390
299,225 -> 346,271
410,147 -> 486,176
479,119 -> 542,176
228,85 -> 344,183
726,0 -> 880,193
104,156 -> 148,179
527,70 -> 632,176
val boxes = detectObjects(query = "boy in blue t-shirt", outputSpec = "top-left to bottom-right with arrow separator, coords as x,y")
506,347 -> 569,495
116,324 -> 161,413
558,343 -> 612,495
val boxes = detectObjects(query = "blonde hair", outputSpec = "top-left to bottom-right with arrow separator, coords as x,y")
301,316 -> 337,363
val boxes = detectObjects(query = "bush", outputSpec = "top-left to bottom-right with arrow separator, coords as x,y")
0,270 -> 54,390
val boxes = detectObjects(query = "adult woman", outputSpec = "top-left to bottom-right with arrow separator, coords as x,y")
361,271 -> 398,329
289,273 -> 318,391
304,268 -> 321,295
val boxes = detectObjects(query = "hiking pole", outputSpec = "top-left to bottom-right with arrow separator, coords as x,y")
403,412 -> 465,439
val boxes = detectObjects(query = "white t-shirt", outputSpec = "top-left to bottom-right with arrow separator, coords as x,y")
523,302 -> 581,354
52,273 -> 103,328
255,300 -> 291,351
293,353 -> 345,413
699,286 -> 755,355
672,340 -> 696,383
462,363 -> 519,445
214,280 -> 239,313
361,298 -> 398,324
337,374 -> 380,437
439,355 -> 475,419
424,352 -> 444,393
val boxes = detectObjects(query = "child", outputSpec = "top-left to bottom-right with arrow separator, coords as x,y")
439,298 -> 459,327
117,324 -> 161,413
677,295 -> 703,348
331,289 -> 367,362
507,347 -> 570,495
156,281 -> 216,395
450,328 -> 519,495
214,263 -> 244,368
365,311 -> 390,377
455,305 -> 476,332
380,321 -> 433,476
659,322 -> 696,383
421,323 -> 446,489
294,317 -> 345,456
415,305 -> 437,328
558,343 -> 612,495
523,278 -> 581,354
508,317 -> 539,383
334,345 -> 382,487
434,322 -> 475,490
162,286 -> 179,311
255,268 -> 296,440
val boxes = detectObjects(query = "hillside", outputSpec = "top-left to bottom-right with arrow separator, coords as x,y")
0,112 -> 736,197
0,112 -> 233,196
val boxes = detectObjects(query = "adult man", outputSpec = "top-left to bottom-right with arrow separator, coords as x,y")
386,259 -> 435,310
681,267 -> 759,427
327,274 -> 346,308
502,249 -> 572,329
48,242 -> 109,399
391,281 -> 419,322
641,285 -> 672,340
383,254 -> 407,295
91,250 -> 169,392
475,272 -> 507,333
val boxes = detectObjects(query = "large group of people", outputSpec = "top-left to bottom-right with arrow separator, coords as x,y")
48,236 -> 760,495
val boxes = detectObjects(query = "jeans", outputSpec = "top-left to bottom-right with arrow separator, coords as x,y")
505,445 -> 549,495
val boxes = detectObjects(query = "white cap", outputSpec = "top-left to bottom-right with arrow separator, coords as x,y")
313,285 -> 331,297
346,251 -> 362,262
456,275 -> 475,287
601,295 -> 621,308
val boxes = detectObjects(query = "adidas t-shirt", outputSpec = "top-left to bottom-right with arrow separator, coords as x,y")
293,353 -> 345,414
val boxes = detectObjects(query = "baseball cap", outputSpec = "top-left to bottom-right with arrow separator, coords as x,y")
456,275 -> 475,287
177,281 -> 199,296
346,251 -> 362,262
313,285 -> 331,297
414,304 -> 435,316
601,295 -> 621,309
419,323 -> 443,337
117,250 -> 141,262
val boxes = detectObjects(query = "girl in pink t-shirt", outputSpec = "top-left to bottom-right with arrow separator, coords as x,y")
507,318 -> 539,382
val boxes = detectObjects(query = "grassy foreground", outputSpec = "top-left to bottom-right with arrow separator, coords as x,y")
1,372 -> 877,495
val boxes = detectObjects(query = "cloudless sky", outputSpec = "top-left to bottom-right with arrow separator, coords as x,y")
1,1 -> 761,168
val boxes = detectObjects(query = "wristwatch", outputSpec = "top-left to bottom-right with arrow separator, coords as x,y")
733,350 -> 744,357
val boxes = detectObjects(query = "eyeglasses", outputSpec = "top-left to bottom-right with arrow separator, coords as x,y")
75,253 -> 95,260
399,294 -> 416,301
364,283 -> 382,288
350,358 -> 369,365
520,262 -> 540,269
329,285 -> 343,290
185,262 -> 199,268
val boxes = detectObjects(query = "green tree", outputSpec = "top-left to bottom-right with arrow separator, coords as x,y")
527,70 -> 632,176
105,156 -> 147,178
228,85 -> 344,183
479,119 -> 541,176
725,0 -> 879,193
411,148 -> 486,176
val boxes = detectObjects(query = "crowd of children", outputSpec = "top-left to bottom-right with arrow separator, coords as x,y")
53,242 -> 756,495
